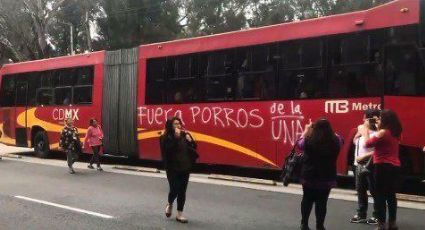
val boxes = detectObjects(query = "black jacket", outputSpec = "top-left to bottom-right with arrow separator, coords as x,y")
301,136 -> 340,182
159,132 -> 196,172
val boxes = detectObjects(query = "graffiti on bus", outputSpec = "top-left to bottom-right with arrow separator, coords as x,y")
137,101 -> 311,145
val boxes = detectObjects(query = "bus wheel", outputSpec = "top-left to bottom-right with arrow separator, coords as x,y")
34,131 -> 50,158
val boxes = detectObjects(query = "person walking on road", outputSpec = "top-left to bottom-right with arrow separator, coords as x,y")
59,118 -> 82,174
350,109 -> 379,225
297,118 -> 342,230
357,109 -> 402,230
160,117 -> 197,224
83,118 -> 104,171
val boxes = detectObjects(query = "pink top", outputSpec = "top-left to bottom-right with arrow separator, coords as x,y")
365,130 -> 400,167
84,125 -> 104,147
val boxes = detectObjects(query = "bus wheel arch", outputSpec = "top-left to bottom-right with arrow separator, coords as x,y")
32,127 -> 50,158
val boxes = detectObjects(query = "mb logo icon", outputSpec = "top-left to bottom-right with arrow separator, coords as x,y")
325,100 -> 349,114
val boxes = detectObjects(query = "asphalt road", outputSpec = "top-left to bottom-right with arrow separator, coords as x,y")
0,158 -> 424,230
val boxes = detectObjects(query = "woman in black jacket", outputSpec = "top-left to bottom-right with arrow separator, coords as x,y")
297,119 -> 342,230
160,117 -> 197,223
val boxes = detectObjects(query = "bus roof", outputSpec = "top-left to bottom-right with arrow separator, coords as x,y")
139,0 -> 419,59
0,51 -> 104,76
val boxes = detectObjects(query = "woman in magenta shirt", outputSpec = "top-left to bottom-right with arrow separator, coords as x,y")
83,118 -> 104,171
358,110 -> 402,230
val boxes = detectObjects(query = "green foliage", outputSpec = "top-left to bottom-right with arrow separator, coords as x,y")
0,0 -> 394,63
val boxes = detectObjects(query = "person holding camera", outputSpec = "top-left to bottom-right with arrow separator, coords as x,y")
159,117 -> 197,224
357,109 -> 402,230
59,118 -> 81,174
297,118 -> 342,230
83,118 -> 104,171
350,109 -> 379,225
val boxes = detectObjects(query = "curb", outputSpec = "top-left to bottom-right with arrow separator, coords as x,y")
112,166 -> 160,174
0,153 -> 22,159
208,174 -> 278,186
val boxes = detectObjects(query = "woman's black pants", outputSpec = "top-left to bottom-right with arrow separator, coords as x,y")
89,145 -> 101,167
301,186 -> 331,228
166,170 -> 190,212
374,163 -> 400,223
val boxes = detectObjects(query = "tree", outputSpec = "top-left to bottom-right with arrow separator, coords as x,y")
97,0 -> 181,50
179,0 -> 250,37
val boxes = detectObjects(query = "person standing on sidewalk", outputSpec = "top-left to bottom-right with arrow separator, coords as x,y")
357,109 -> 402,230
59,118 -> 81,174
350,109 -> 379,225
160,117 -> 197,224
297,118 -> 342,230
83,118 -> 104,171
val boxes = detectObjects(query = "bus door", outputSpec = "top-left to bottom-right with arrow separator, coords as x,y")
15,80 -> 28,147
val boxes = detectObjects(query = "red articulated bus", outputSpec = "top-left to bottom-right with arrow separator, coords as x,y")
1,0 -> 424,178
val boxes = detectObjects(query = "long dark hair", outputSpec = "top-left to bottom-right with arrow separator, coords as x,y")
305,118 -> 340,155
307,118 -> 337,145
379,109 -> 402,138
89,118 -> 97,127
164,117 -> 182,138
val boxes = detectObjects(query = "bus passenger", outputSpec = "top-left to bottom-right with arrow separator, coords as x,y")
160,117 -> 197,224
83,118 -> 104,171
357,109 -> 402,230
174,91 -> 183,104
350,109 -> 379,225
297,119 -> 342,230
59,118 -> 82,174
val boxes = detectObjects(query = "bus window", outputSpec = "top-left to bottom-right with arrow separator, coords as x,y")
251,46 -> 269,71
341,33 -> 368,64
146,58 -> 166,104
279,69 -> 325,99
76,66 -> 93,86
36,88 -> 53,106
167,55 -> 199,104
385,46 -> 425,96
40,71 -> 53,88
302,39 -> 322,68
389,25 -> 418,45
206,50 -> 236,101
73,86 -> 93,104
236,45 -> 277,100
328,64 -> 383,98
54,69 -> 76,87
175,55 -> 191,79
282,42 -> 301,69
27,72 -> 41,106
54,87 -> 72,105
167,79 -> 198,104
15,76 -> 28,107
0,75 -> 15,107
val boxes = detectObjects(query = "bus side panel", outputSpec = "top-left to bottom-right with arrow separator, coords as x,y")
385,96 -> 425,147
137,98 -> 380,171
0,108 -> 16,145
384,96 -> 425,175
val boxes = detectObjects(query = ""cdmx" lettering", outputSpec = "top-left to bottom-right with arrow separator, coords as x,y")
52,108 -> 80,121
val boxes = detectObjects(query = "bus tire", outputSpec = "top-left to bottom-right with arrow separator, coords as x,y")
34,131 -> 50,158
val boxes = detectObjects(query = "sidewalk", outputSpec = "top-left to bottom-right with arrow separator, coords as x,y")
1,144 -> 425,210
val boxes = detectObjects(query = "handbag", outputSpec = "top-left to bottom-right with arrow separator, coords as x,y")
281,142 -> 303,186
185,132 -> 199,163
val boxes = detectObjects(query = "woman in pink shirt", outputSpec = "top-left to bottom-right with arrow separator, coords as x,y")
84,118 -> 104,171
358,110 -> 402,230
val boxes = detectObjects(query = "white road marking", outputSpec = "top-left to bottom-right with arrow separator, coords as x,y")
14,195 -> 114,219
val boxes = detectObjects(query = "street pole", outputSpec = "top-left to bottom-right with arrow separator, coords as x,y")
70,23 -> 74,55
